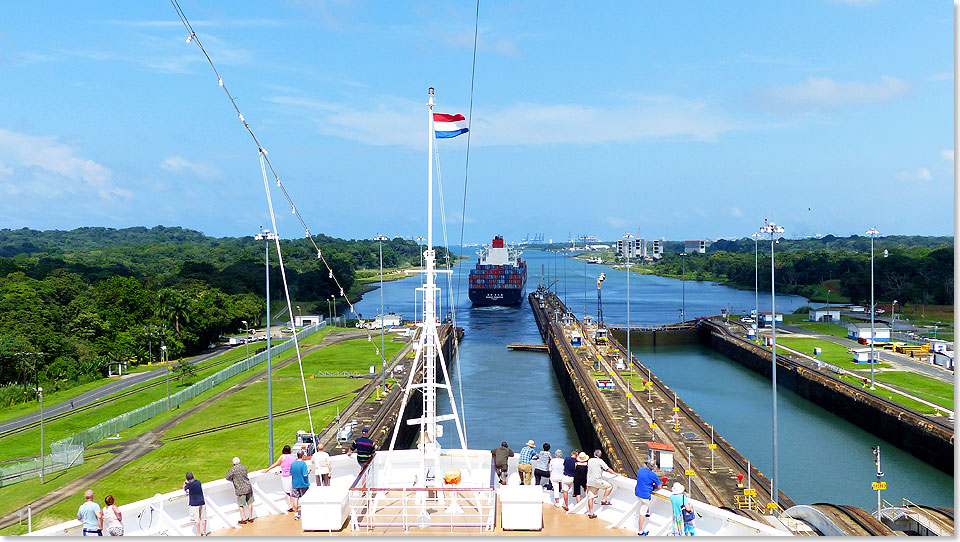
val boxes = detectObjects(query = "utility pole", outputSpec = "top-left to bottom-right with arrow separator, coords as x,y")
866,228 -> 879,390
37,387 -> 44,484
679,252 -> 687,322
256,227 -> 279,463
162,345 -> 169,411
374,233 -> 390,393
759,220 -> 784,510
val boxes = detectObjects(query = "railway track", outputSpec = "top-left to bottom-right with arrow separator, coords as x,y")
813,502 -> 894,536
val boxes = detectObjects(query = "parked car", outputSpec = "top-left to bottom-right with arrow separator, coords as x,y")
740,317 -> 755,324
281,327 -> 294,333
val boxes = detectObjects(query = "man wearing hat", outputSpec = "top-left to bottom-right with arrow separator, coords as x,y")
517,439 -> 537,485
348,427 -> 376,468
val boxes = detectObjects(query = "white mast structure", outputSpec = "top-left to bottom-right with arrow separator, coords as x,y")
387,88 -> 467,473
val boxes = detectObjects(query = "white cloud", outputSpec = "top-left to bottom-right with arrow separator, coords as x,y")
941,149 -> 954,162
604,216 -> 629,229
731,207 -> 743,218
755,76 -> 910,112
270,93 -> 742,148
161,156 -> 222,179
895,168 -> 932,182
927,72 -> 953,82
0,128 -> 130,199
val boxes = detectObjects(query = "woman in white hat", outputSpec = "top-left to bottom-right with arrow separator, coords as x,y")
670,482 -> 695,536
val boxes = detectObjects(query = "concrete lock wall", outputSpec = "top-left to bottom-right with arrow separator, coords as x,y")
698,323 -> 953,475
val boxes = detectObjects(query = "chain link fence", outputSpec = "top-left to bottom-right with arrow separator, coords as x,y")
0,323 -> 325,488
0,444 -> 83,488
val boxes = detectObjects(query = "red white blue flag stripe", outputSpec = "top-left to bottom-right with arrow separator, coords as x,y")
434,113 -> 469,138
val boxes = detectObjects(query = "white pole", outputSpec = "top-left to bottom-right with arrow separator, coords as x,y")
867,228 -> 878,390
38,388 -> 43,484
760,221 -> 784,510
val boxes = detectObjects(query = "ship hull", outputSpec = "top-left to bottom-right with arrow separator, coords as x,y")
469,286 -> 524,306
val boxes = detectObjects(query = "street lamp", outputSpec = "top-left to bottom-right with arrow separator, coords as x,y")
37,387 -> 43,484
759,219 -> 785,509
330,295 -> 336,327
751,233 -> 761,322
679,252 -> 687,322
296,306 -> 301,326
891,300 -> 897,326
866,227 -> 879,390
161,345 -> 170,411
255,227 -> 279,463
374,233 -> 390,393
241,320 -> 249,360
623,233 -> 633,411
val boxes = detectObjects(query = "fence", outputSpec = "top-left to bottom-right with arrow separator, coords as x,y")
0,444 -> 83,488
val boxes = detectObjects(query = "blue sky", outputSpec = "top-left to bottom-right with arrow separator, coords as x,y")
0,1 -> 953,243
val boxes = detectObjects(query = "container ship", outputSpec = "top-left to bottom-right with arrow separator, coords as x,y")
468,235 -> 527,305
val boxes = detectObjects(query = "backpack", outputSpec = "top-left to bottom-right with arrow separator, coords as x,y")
682,495 -> 695,523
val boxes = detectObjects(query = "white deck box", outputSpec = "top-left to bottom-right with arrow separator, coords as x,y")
498,485 -> 543,530
299,485 -> 350,531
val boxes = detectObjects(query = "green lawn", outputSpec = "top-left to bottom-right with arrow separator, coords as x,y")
0,330 -> 330,463
0,378 -> 359,535
837,374 -> 940,415
0,451 -> 114,525
775,337 -> 890,370
874,372 -> 954,411
274,336 -> 406,378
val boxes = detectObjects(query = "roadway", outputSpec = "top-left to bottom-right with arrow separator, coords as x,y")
777,324 -> 954,383
0,347 -> 229,434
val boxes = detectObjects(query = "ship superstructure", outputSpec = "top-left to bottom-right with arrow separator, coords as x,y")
467,236 -> 527,305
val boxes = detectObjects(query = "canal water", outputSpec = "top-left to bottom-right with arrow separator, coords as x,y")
353,249 -> 953,509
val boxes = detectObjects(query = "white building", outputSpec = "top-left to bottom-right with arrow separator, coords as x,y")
847,323 -> 891,342
294,314 -> 323,327
616,236 -> 643,259
851,348 -> 881,363
809,307 -> 841,322
684,240 -> 707,254
760,312 -> 783,326
651,239 -> 664,260
931,350 -> 954,370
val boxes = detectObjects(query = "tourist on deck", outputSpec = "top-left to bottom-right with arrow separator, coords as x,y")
347,428 -> 375,468
533,442 -> 552,488
586,449 -> 616,517
634,460 -> 662,536
290,451 -> 310,521
560,450 -> 578,510
549,449 -> 565,507
262,444 -> 296,512
574,452 -> 590,516
312,447 -> 332,486
490,442 -> 514,485
183,472 -> 207,536
101,495 -> 123,536
226,457 -> 254,525
670,482 -> 696,536
517,440 -> 537,485
76,489 -> 102,536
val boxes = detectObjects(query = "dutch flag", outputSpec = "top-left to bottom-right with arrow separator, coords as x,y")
434,113 -> 469,138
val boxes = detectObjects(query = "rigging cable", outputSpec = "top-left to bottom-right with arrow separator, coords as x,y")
171,0 -> 391,438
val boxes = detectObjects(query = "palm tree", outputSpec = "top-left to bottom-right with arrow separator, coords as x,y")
156,289 -> 190,334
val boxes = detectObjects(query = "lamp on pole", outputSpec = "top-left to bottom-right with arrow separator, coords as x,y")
331,295 -> 336,327
866,227 -> 879,390
891,300 -> 897,327
241,320 -> 249,360
759,219 -> 784,509
37,387 -> 43,484
623,233 -> 633,411
161,345 -> 169,411
296,306 -> 301,326
751,233 -> 761,322
374,234 -> 390,393
679,252 -> 687,322
255,227 -> 279,463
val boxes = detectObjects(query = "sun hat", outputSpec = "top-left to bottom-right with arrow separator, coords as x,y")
526,440 -> 535,447
672,482 -> 685,494
577,452 -> 589,462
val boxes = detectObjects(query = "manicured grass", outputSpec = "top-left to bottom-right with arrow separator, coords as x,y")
874,372 -> 954,410
0,379 -> 359,535
837,375 -> 939,415
0,451 -> 114,525
356,268 -> 415,284
775,337 -> 890,370
0,331 -> 329,462
274,336 -> 406,378
790,321 -> 850,339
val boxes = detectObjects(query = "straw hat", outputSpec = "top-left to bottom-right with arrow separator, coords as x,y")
526,440 -> 535,447
577,452 -> 589,462
672,482 -> 685,494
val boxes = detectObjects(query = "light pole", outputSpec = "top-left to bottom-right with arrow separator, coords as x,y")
891,300 -> 897,327
37,387 -> 43,484
866,228 -> 879,390
241,320 -> 249,360
326,298 -> 332,325
296,305 -> 301,326
374,233 -> 390,392
256,227 -> 279,463
759,220 -> 784,509
331,295 -> 336,327
752,233 -> 761,321
679,252 -> 687,322
162,345 -> 169,411
624,233 -> 633,411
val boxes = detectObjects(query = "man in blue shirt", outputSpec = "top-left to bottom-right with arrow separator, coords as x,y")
517,440 -> 537,485
290,451 -> 310,520
183,472 -> 206,536
560,449 -> 578,510
76,489 -> 102,536
634,460 -> 662,536
348,428 -> 376,468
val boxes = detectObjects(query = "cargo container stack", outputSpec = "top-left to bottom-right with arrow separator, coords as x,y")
467,235 -> 527,305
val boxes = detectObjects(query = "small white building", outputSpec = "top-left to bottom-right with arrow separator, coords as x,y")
809,307 -> 842,322
760,312 -> 783,325
851,348 -> 881,363
365,313 -> 402,329
294,314 -> 323,327
847,323 -> 891,342
931,350 -> 954,370
927,339 -> 949,353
